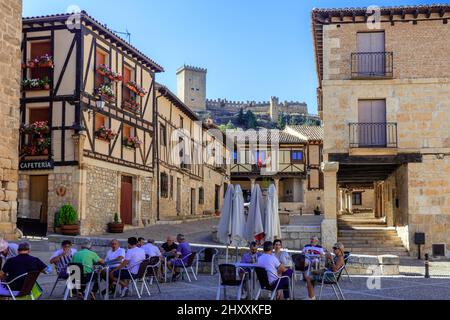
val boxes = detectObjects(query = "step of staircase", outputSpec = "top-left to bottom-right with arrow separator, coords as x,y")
338,218 -> 409,256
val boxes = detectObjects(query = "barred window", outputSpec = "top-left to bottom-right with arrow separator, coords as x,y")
161,173 -> 168,198
199,187 -> 204,205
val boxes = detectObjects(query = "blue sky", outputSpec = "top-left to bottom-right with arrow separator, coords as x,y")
23,0 -> 437,114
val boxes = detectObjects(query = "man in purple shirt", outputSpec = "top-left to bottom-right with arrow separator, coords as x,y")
239,242 -> 262,299
167,234 -> 192,281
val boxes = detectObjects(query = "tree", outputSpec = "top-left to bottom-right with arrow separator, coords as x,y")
277,112 -> 286,130
244,110 -> 258,129
237,108 -> 245,126
218,121 -> 235,132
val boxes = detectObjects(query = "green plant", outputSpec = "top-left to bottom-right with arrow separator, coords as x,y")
113,213 -> 120,224
57,204 -> 78,226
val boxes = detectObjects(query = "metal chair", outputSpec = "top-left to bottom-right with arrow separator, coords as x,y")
254,267 -> 292,300
216,264 -> 246,300
342,252 -> 352,282
291,253 -> 308,281
318,264 -> 346,300
0,271 -> 41,300
142,256 -> 162,295
63,263 -> 97,300
196,248 -> 219,275
113,260 -> 148,299
171,252 -> 198,282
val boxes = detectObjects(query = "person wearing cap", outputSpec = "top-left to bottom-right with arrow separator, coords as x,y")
0,240 -> 19,269
0,242 -> 47,292
167,234 -> 192,281
303,242 -> 346,300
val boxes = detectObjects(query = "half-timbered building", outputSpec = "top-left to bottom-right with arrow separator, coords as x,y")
18,12 -> 163,235
155,84 -> 230,220
228,125 -> 323,214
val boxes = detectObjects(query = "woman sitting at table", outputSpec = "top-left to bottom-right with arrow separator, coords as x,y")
273,239 -> 293,269
304,242 -> 345,300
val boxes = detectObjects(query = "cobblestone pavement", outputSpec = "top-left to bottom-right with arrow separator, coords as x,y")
8,239 -> 450,300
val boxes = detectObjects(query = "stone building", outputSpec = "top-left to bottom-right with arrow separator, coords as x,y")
312,5 -> 450,257
176,65 -> 207,112
0,0 -> 22,240
17,11 -> 163,236
228,125 -> 323,214
155,84 -> 230,220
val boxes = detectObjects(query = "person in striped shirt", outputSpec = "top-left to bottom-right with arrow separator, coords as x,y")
49,240 -> 77,278
0,240 -> 19,270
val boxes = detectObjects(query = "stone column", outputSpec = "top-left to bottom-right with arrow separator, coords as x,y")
321,162 -> 339,250
0,0 -> 22,241
347,192 -> 353,213
339,189 -> 344,213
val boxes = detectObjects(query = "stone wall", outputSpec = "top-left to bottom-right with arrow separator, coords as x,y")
83,165 -> 118,235
140,176 -> 153,225
323,16 -> 450,81
0,0 -> 22,240
280,225 -> 321,250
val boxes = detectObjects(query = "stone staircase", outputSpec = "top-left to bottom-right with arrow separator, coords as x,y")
338,215 -> 409,256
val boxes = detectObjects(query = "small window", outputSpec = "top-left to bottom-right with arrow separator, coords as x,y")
94,114 -> 106,131
170,176 -> 174,199
199,187 -> 204,205
179,116 -> 184,129
95,48 -> 109,89
161,173 -> 168,198
123,124 -> 133,138
122,65 -> 134,102
30,41 -> 52,80
352,192 -> 362,206
291,150 -> 303,163
160,123 -> 167,146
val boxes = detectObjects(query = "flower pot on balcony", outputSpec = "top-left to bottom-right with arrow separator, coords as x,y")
61,224 -> 80,236
108,222 -> 124,234
38,61 -> 53,68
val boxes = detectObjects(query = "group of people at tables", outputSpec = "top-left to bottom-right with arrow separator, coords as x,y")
0,234 -> 192,300
239,236 -> 346,300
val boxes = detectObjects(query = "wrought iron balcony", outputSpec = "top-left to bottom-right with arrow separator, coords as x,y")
351,52 -> 393,79
349,123 -> 397,148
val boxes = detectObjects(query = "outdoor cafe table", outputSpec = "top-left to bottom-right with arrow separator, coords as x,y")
63,264 -> 110,300
234,262 -> 258,300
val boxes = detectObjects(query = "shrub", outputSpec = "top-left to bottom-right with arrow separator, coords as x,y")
56,204 -> 78,226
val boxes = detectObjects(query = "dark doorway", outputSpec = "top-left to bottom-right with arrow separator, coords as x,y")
120,176 -> 133,225
191,188 -> 196,215
214,185 -> 220,211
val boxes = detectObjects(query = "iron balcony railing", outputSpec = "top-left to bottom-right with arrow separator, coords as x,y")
349,123 -> 398,148
351,52 -> 393,79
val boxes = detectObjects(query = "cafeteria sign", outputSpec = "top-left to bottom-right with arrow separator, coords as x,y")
19,160 -> 54,171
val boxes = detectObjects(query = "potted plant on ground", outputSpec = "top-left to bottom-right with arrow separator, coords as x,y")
108,213 -> 124,233
57,204 -> 80,236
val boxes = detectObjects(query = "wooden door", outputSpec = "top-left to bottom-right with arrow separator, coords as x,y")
191,188 -> 196,215
357,32 -> 385,76
120,176 -> 133,225
176,178 -> 181,216
358,100 -> 387,147
29,176 -> 48,223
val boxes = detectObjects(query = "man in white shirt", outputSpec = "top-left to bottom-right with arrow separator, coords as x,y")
142,239 -> 162,259
0,240 -> 19,269
257,241 -> 290,300
105,239 -> 126,268
49,240 -> 77,277
110,237 -> 146,297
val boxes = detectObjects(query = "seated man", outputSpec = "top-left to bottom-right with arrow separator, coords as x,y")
0,242 -> 47,294
302,236 -> 325,271
0,240 -> 19,269
110,237 -> 146,297
137,237 -> 146,248
71,240 -> 105,299
167,234 -> 191,281
239,242 -> 262,299
160,236 -> 178,259
105,239 -> 126,268
258,241 -> 292,300
304,242 -> 345,300
142,239 -> 162,259
49,240 -> 77,279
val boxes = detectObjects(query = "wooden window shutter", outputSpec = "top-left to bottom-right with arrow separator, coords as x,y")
30,41 -> 52,80
95,114 -> 105,131
95,49 -> 108,88
29,108 -> 50,123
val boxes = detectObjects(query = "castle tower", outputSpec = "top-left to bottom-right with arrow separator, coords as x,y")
269,96 -> 280,122
176,65 -> 207,112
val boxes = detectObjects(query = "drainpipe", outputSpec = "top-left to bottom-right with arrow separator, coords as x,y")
154,88 -> 166,222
